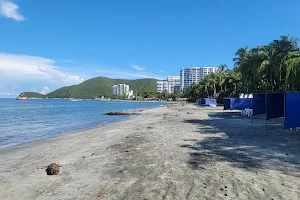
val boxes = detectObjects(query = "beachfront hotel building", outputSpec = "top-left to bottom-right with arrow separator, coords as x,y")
156,80 -> 169,93
180,67 -> 217,92
111,84 -> 130,96
156,76 -> 180,94
167,76 -> 180,94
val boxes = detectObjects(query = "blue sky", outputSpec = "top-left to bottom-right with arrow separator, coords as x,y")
1,0 -> 300,95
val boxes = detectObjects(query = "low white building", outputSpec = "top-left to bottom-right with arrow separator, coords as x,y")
156,76 -> 180,94
126,90 -> 134,99
156,80 -> 169,93
167,76 -> 180,94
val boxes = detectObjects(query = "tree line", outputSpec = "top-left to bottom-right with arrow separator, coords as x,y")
183,35 -> 300,103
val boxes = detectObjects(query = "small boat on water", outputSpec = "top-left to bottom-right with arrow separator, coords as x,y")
16,94 -> 28,100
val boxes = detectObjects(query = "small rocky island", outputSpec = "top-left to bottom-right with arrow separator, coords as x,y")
105,112 -> 141,116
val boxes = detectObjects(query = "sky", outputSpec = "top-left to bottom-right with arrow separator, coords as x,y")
1,0 -> 300,95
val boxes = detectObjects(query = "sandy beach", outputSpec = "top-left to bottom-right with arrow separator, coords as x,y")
1,103 -> 300,200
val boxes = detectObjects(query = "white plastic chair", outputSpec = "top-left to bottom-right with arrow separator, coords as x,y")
241,109 -> 246,116
246,109 -> 253,117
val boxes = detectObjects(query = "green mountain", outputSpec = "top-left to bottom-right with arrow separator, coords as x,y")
23,77 -> 158,99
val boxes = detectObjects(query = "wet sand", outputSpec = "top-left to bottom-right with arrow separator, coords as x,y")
1,103 -> 300,199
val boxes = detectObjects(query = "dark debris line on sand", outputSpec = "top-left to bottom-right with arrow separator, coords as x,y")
105,112 -> 141,116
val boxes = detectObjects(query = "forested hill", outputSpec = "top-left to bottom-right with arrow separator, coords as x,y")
23,77 -> 158,99
21,92 -> 45,98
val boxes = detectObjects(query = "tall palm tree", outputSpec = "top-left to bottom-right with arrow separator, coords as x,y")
259,46 -> 281,91
204,78 -> 210,96
282,51 -> 300,90
276,35 -> 299,55
227,72 -> 241,96
217,72 -> 225,92
218,64 -> 228,72
233,46 -> 249,66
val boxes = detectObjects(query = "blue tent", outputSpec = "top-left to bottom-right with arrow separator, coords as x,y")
230,98 -> 253,110
266,93 -> 285,120
284,92 -> 300,129
198,98 -> 216,106
198,98 -> 205,105
204,98 -> 216,105
223,98 -> 230,110
265,92 -> 300,129
253,94 -> 266,116
223,94 -> 265,114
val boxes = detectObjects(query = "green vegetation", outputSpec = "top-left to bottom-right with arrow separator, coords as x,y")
21,92 -> 45,98
23,77 -> 158,99
183,35 -> 300,103
157,89 -> 181,101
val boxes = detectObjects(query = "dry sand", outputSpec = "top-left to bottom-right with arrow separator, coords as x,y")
1,103 -> 300,200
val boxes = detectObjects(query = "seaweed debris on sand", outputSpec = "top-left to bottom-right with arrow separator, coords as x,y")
105,112 -> 140,116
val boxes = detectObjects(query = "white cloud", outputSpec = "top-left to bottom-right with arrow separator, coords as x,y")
0,53 -> 84,94
40,86 -> 50,95
0,0 -> 25,21
89,68 -> 165,80
160,70 -> 164,73
131,64 -> 145,71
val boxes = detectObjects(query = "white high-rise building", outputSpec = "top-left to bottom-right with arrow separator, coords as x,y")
156,76 -> 180,94
180,67 -> 217,92
112,84 -> 130,96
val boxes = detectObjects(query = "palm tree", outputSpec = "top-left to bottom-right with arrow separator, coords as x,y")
259,45 -> 281,91
218,64 -> 228,72
227,72 -> 241,96
217,72 -> 225,92
233,46 -> 249,67
204,78 -> 210,96
276,35 -> 299,55
282,51 -> 300,90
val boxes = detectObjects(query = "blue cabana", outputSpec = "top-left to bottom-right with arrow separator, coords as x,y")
197,98 -> 205,105
198,98 -> 216,106
252,94 -> 266,116
284,92 -> 300,129
223,94 -> 265,114
204,98 -> 216,105
223,98 -> 230,110
266,92 -> 285,120
230,98 -> 253,110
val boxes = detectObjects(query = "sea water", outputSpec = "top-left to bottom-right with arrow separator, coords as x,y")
0,99 -> 164,148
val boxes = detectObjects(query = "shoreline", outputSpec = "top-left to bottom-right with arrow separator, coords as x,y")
1,103 -> 300,199
15,98 -> 167,103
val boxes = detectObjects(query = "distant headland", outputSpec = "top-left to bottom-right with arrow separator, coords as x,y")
21,76 -> 158,99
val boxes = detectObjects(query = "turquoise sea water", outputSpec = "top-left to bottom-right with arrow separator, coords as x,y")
0,99 -> 164,148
